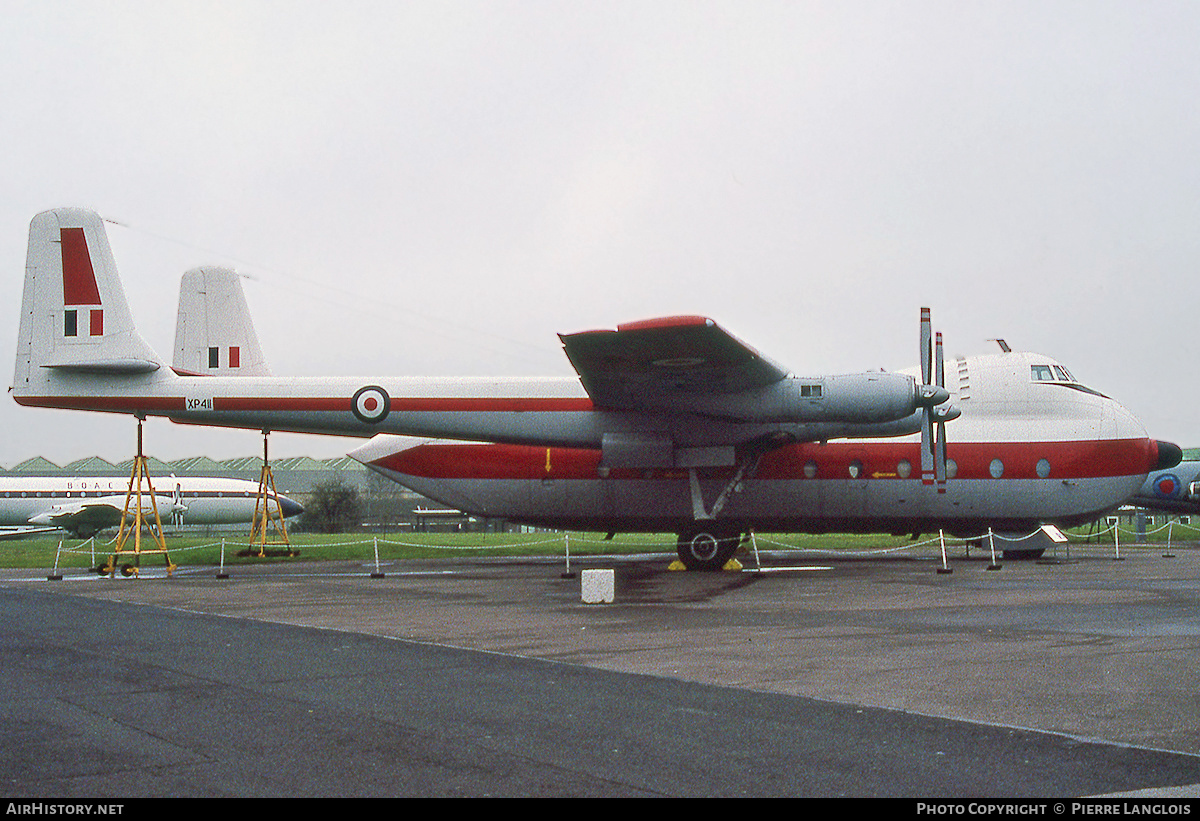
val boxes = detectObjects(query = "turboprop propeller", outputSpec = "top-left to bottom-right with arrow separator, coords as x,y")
920,309 -> 957,492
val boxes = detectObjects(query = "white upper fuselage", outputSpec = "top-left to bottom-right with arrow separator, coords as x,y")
896,349 -> 1144,444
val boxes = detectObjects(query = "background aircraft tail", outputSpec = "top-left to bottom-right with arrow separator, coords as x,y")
173,267 -> 272,376
13,208 -> 166,397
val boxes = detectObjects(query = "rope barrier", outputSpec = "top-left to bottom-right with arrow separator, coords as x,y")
42,523 -> 1197,556
37,519 -> 1198,580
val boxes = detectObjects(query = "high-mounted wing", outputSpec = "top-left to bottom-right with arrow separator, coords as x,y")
559,316 -> 790,410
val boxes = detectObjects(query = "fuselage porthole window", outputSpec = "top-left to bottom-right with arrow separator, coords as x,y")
989,459 -> 1004,479
803,460 -> 818,479
1036,459 -> 1051,479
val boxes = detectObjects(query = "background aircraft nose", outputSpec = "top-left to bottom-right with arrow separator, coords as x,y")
279,495 -> 305,518
1156,441 -> 1183,470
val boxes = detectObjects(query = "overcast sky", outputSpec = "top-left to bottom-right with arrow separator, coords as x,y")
2,0 -> 1198,468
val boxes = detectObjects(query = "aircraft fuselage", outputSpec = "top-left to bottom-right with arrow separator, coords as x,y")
350,350 -> 1173,542
0,475 -> 302,538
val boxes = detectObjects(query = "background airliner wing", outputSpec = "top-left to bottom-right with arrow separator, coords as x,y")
559,316 -> 790,409
0,526 -> 60,540
33,502 -> 125,533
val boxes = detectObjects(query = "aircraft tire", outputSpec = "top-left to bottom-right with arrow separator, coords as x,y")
676,529 -> 739,571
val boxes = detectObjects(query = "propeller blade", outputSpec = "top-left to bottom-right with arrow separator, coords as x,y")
920,307 -> 932,386
922,414 -> 935,485
920,309 -> 935,485
935,331 -> 945,390
935,331 -> 948,491
936,420 -> 947,488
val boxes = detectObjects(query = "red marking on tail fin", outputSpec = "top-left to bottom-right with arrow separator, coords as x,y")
60,228 -> 101,305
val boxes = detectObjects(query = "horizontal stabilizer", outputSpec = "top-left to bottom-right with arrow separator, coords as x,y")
42,358 -> 161,374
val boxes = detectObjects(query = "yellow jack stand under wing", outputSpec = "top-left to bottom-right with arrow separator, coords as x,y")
247,433 -> 294,557
103,419 -> 175,578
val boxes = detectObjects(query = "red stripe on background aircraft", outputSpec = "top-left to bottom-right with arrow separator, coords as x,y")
12,208 -> 1180,569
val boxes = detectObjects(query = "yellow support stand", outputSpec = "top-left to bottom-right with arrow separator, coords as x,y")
247,432 -> 295,557
102,418 -> 176,578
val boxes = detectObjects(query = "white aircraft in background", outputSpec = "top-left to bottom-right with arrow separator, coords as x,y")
0,475 -> 303,540
11,207 -> 1180,568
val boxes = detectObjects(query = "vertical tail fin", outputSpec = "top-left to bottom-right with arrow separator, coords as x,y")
14,208 -> 165,399
172,267 -> 272,376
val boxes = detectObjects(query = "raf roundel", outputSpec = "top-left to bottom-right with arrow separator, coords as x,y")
351,385 -> 391,424
1154,473 -> 1181,499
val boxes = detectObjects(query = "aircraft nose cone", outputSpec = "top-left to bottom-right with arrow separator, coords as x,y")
1155,441 -> 1183,470
279,495 -> 305,518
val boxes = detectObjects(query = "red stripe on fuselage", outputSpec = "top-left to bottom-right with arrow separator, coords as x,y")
213,397 -> 349,412
389,397 -> 593,412
16,395 -> 595,414
375,439 -> 1160,482
212,396 -> 594,413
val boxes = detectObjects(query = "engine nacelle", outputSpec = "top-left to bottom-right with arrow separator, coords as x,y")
652,372 -> 939,425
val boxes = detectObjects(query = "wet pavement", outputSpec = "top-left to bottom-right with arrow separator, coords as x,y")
3,542 -> 1200,797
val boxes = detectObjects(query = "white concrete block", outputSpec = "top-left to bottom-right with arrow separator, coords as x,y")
581,569 -> 614,604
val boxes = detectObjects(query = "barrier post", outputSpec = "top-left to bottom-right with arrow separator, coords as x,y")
217,537 -> 229,579
371,536 -> 385,578
47,540 -> 64,581
561,533 -> 575,579
1113,522 -> 1124,561
937,529 -> 952,574
1164,521 -> 1176,559
987,528 -> 1002,570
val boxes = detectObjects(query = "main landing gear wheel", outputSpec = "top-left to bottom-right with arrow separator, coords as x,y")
676,529 -> 739,571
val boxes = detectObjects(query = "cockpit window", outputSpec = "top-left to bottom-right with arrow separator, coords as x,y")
1031,362 -> 1108,398
1032,364 -> 1079,383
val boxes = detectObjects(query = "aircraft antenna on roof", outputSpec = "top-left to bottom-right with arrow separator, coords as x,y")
990,339 -> 1011,353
